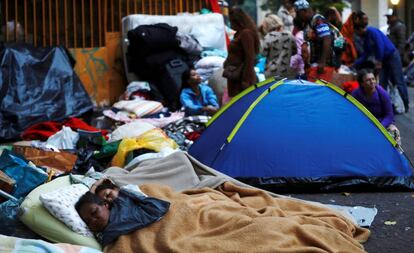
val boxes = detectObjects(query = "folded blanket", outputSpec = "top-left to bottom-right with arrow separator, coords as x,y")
106,182 -> 370,253
0,234 -> 101,253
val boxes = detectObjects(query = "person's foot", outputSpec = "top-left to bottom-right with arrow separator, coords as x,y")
405,103 -> 410,113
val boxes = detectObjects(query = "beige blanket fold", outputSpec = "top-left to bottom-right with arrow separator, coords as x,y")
105,182 -> 370,253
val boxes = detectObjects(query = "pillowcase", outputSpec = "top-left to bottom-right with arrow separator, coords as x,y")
195,56 -> 225,69
190,24 -> 226,51
19,176 -> 101,249
39,184 -> 93,237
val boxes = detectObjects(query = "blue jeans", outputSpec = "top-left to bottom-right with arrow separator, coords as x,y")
380,50 -> 409,106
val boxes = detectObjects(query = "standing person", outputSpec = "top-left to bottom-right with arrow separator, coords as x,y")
180,69 -> 219,116
294,0 -> 342,82
386,8 -> 408,66
291,17 -> 307,79
261,14 -> 297,78
324,6 -> 342,30
354,25 -> 410,112
223,7 -> 260,98
352,11 -> 369,57
340,12 -> 358,66
277,0 -> 296,32
352,69 -> 401,144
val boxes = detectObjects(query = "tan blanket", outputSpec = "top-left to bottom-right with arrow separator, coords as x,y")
105,182 -> 370,253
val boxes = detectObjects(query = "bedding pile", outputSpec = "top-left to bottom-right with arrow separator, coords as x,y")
106,182 -> 370,253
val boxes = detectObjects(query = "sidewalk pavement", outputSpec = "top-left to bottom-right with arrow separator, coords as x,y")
291,87 -> 414,253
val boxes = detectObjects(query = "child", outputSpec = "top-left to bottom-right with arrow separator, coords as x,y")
180,69 -> 219,116
92,178 -> 147,203
76,181 -> 170,246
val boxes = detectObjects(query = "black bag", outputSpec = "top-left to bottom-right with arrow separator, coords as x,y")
157,58 -> 189,110
222,64 -> 243,80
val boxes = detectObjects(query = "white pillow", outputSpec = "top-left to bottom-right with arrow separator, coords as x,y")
190,24 -> 226,50
195,56 -> 225,69
109,121 -> 156,142
39,184 -> 93,237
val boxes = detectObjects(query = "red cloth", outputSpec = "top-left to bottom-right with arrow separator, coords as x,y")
307,66 -> 336,83
340,13 -> 358,66
185,131 -> 201,141
22,117 -> 108,141
343,81 -> 359,93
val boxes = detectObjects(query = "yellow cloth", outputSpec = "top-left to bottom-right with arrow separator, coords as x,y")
111,128 -> 178,167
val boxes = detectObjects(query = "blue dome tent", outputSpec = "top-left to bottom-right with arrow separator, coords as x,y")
189,78 -> 414,192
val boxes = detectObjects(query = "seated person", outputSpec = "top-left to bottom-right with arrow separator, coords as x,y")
352,69 -> 401,144
180,69 -> 219,116
75,180 -> 170,246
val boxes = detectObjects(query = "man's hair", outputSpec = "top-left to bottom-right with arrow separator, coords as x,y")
181,69 -> 193,89
357,68 -> 374,84
355,11 -> 366,20
75,191 -> 105,214
95,179 -> 119,195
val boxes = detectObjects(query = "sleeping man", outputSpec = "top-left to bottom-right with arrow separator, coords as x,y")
75,180 -> 170,246
76,180 -> 369,253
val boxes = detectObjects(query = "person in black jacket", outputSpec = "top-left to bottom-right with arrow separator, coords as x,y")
386,8 -> 407,66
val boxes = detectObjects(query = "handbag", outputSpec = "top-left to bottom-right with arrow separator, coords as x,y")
222,64 -> 244,80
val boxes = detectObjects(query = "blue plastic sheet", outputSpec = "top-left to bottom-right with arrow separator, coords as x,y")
0,43 -> 93,140
0,150 -> 48,198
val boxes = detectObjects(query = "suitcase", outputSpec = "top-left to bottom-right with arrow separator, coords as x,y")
157,58 -> 189,110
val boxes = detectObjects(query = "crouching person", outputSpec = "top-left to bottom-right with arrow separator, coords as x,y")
352,69 -> 402,146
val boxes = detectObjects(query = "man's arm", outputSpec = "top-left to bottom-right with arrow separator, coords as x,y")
318,36 -> 332,73
314,20 -> 332,73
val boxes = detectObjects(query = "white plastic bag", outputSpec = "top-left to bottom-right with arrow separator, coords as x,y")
46,126 -> 79,150
387,85 -> 405,114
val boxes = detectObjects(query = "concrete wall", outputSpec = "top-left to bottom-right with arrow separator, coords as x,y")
361,0 -> 389,28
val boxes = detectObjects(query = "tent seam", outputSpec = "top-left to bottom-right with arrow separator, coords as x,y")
226,78 -> 287,143
205,77 -> 276,127
316,79 -> 397,147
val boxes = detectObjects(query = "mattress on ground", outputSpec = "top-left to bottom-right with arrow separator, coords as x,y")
19,175 -> 102,250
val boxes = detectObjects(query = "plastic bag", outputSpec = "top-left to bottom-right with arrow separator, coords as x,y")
0,150 -> 48,198
46,126 -> 80,150
111,128 -> 178,167
0,198 -> 24,235
387,85 -> 405,114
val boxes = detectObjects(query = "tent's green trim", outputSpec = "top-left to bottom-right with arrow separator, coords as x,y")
206,77 -> 277,127
316,80 -> 397,147
226,79 -> 286,143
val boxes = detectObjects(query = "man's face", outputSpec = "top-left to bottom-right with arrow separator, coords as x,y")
354,14 -> 368,30
296,9 -> 309,22
386,15 -> 396,25
79,202 -> 110,232
189,70 -> 202,85
361,73 -> 376,92
362,15 -> 369,27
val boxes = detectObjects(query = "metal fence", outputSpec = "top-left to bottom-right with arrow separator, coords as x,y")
0,0 -> 209,48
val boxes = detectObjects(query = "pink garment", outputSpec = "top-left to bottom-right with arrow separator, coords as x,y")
104,110 -> 184,128
222,88 -> 231,106
290,31 -> 305,75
